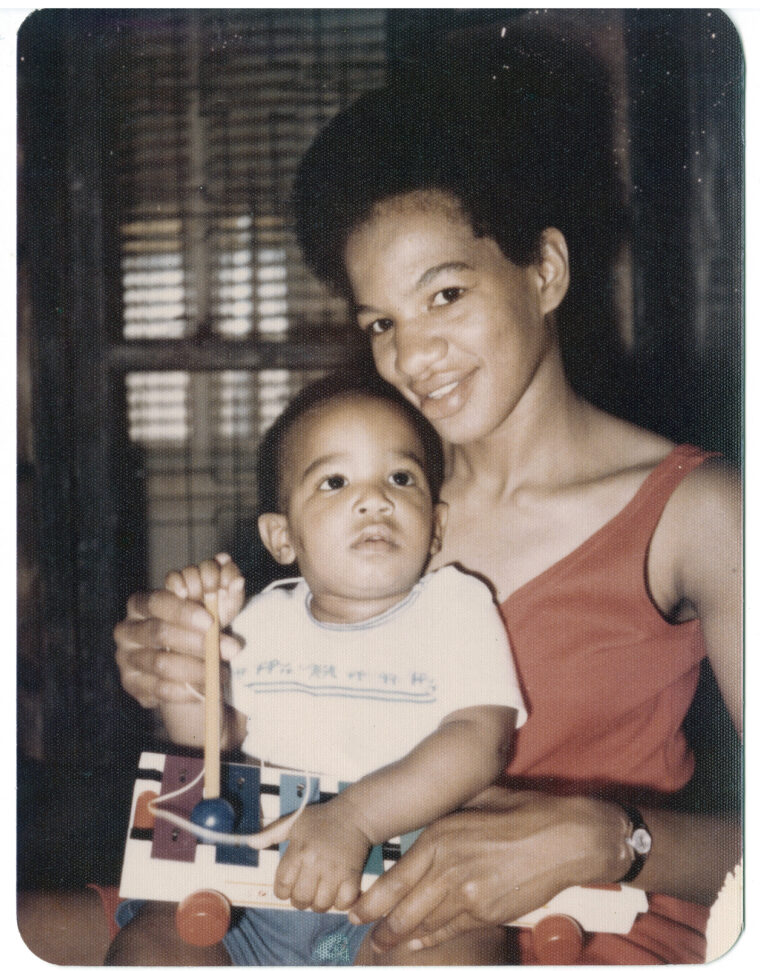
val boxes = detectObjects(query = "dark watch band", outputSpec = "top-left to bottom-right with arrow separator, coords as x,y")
621,806 -> 652,883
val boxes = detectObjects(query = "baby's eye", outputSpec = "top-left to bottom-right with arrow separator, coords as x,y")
389,470 -> 415,487
431,287 -> 465,307
367,317 -> 394,336
318,474 -> 348,491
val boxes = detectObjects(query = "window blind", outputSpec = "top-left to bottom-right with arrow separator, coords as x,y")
108,10 -> 387,584
115,9 -> 385,346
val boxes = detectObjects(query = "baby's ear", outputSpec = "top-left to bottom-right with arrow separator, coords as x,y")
429,501 -> 449,555
258,513 -> 297,565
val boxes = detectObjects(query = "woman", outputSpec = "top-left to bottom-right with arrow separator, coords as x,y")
113,24 -> 741,965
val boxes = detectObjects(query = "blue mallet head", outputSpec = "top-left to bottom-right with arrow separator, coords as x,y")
190,797 -> 236,840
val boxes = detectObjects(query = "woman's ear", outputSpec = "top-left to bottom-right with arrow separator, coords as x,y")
537,228 -> 570,315
258,513 -> 297,565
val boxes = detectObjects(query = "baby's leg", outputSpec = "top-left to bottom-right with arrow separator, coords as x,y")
104,901 -> 232,966
355,925 -> 517,965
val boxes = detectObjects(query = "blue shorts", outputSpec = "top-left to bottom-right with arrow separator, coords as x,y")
115,901 -> 372,966
225,908 -> 372,965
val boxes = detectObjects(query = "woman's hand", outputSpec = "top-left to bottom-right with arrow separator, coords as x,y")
114,552 -> 245,708
348,787 -> 630,953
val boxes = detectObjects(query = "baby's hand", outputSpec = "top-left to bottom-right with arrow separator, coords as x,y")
164,552 -> 245,629
274,801 -> 372,913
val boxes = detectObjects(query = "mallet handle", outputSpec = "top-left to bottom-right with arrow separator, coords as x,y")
203,592 -> 221,799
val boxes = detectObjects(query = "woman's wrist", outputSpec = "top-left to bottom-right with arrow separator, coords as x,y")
458,788 -> 638,902
565,796 -> 634,887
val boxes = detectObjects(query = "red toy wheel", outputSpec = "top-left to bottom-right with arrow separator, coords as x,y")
175,890 -> 231,947
133,790 -> 158,830
532,914 -> 584,964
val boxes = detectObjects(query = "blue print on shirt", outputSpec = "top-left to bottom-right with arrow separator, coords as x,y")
233,659 -> 437,703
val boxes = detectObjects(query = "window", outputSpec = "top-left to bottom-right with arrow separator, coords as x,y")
109,10 -> 387,585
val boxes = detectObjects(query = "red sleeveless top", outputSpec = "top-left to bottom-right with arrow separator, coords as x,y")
500,445 -> 715,962
501,444 -> 711,798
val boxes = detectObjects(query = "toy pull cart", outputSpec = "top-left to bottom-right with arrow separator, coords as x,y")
119,750 -> 648,962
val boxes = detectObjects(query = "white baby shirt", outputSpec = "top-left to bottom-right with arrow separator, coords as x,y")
230,565 -> 526,781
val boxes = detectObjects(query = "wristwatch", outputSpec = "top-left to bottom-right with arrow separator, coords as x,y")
621,806 -> 652,883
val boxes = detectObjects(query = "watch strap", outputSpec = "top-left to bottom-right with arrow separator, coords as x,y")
621,805 -> 652,883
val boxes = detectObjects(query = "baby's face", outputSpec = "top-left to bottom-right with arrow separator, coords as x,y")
265,395 -> 445,624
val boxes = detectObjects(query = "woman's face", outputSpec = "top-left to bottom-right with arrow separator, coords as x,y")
344,191 -> 563,446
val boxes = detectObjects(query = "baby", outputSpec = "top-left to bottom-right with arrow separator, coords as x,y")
164,373 -> 527,964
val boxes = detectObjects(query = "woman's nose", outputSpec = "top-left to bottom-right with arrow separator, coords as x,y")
394,320 -> 446,379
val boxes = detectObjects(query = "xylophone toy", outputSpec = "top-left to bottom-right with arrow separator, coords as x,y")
118,594 -> 648,961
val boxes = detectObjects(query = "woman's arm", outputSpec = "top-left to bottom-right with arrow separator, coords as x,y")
624,804 -> 741,904
628,456 -> 743,904
649,457 -> 742,733
347,787 -> 631,949
349,787 -> 741,953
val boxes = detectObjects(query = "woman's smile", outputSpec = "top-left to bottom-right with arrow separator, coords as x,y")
415,369 -> 477,424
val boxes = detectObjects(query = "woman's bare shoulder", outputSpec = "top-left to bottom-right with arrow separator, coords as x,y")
589,411 -> 739,525
581,407 -> 675,481
660,454 -> 740,529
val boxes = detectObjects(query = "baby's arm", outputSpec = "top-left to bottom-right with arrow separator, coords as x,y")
275,704 -> 517,912
158,556 -> 247,752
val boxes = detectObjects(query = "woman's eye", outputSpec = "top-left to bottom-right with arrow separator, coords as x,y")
389,470 -> 415,487
368,317 -> 394,336
319,475 -> 348,491
431,287 -> 464,307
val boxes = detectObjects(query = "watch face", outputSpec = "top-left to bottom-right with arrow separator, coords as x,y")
631,828 -> 652,855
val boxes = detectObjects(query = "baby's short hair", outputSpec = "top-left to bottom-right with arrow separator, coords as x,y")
256,369 -> 445,514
